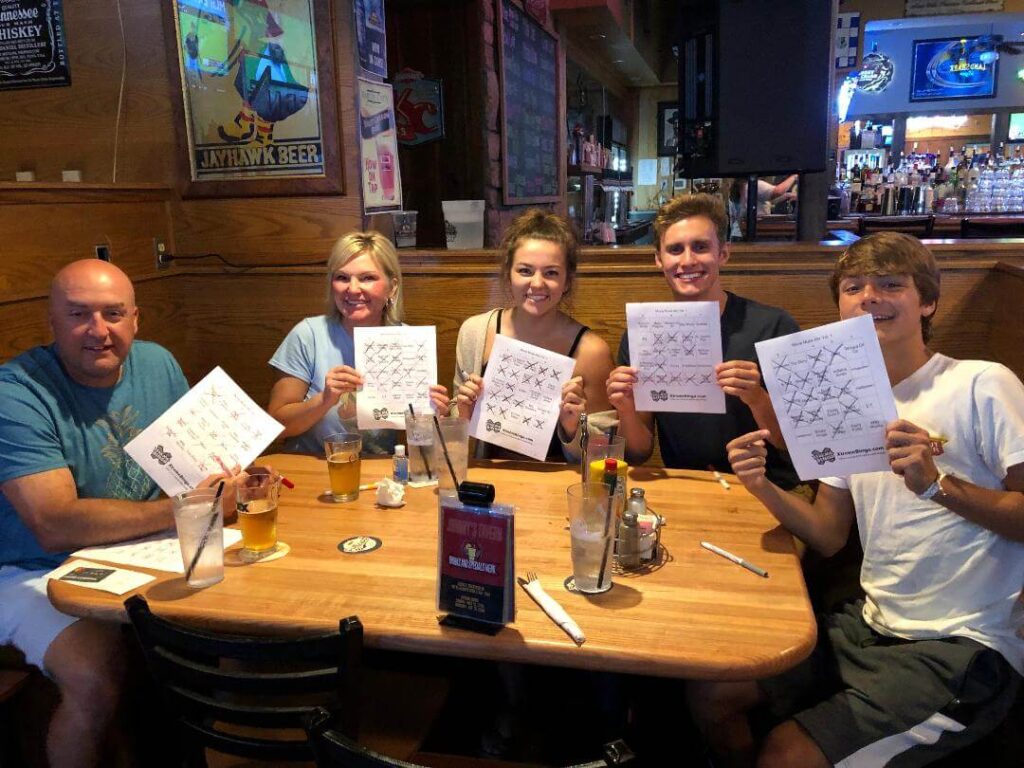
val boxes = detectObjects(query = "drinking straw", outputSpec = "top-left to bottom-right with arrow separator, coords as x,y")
432,414 -> 460,488
595,460 -> 618,590
185,481 -> 225,582
407,404 -> 433,480
578,411 -> 589,481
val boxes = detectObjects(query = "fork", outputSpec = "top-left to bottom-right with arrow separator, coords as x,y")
526,570 -> 538,584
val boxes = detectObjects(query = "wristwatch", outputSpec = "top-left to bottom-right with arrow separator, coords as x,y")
917,471 -> 948,501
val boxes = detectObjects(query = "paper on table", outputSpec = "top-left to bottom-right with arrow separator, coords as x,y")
626,302 -> 725,413
73,529 -> 242,574
756,314 -> 898,481
47,559 -> 156,595
468,335 -> 575,461
354,325 -> 437,429
124,367 -> 284,497
519,578 -> 585,646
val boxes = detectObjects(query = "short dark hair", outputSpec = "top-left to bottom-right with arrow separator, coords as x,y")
830,232 -> 941,342
653,194 -> 729,250
499,208 -> 579,297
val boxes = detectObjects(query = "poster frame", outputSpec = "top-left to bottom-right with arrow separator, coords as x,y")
163,0 -> 345,198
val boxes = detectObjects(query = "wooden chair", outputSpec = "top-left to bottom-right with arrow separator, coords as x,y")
0,663 -> 34,765
959,217 -> 1024,239
125,595 -> 362,766
857,214 -> 935,238
305,707 -> 636,768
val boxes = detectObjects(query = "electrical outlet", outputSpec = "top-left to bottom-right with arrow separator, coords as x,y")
94,245 -> 111,262
154,237 -> 169,269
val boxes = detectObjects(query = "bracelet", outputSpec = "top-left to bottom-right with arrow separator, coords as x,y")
917,471 -> 947,501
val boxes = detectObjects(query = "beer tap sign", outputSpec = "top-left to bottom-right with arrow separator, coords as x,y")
357,78 -> 403,213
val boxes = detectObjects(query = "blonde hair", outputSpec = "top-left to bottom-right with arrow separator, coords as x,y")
325,231 -> 403,325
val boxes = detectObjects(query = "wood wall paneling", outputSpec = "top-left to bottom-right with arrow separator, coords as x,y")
108,246 -> 1023,412
0,0 -> 176,184
988,262 -> 1024,377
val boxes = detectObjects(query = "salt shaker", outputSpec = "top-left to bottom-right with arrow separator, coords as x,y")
618,505 -> 641,570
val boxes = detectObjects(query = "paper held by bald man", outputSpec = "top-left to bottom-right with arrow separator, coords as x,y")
755,315 -> 898,481
125,366 -> 284,496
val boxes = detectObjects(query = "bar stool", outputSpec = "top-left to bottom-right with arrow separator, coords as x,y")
960,217 -> 1024,238
857,214 -> 935,238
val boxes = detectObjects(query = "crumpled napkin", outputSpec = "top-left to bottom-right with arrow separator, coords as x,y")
376,477 -> 406,507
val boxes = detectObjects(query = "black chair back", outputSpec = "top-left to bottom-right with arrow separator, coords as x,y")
960,217 -> 1024,238
125,595 -> 362,764
306,707 -> 636,768
857,214 -> 935,238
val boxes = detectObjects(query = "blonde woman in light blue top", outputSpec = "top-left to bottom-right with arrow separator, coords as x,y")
268,232 -> 448,455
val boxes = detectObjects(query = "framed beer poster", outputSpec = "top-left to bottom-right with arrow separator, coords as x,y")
165,0 -> 344,197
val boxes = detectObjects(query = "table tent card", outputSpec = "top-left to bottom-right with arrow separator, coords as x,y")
468,334 -> 575,461
354,325 -> 438,429
756,314 -> 898,481
626,301 -> 725,413
124,367 -> 284,497
437,490 -> 515,625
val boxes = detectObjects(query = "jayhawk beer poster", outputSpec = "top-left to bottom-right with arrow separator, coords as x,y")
358,77 -> 403,213
171,0 -> 326,181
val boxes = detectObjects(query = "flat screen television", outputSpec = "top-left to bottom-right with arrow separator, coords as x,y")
1009,113 -> 1024,142
910,37 -> 997,102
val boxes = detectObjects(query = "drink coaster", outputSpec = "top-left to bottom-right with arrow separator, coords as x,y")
338,535 -> 382,554
225,542 -> 289,567
563,575 -> 612,595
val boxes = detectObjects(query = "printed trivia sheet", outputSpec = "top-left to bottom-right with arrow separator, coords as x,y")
72,530 -> 243,574
354,325 -> 438,429
756,314 -> 898,481
469,335 -> 576,461
124,367 -> 284,497
626,302 -> 725,413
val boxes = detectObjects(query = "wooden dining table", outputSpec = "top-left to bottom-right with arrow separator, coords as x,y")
48,455 -> 816,681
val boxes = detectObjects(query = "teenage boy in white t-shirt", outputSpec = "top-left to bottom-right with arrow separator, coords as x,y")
689,232 -> 1024,768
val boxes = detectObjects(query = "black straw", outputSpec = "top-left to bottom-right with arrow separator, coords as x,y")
185,481 -> 225,582
432,414 -> 459,488
408,404 -> 433,480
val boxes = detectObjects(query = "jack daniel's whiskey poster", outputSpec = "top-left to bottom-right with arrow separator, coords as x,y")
0,0 -> 71,91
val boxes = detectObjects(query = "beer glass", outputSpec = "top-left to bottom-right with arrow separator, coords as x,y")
237,473 -> 282,562
324,433 -> 362,502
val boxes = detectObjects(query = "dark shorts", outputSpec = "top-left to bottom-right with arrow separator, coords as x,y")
760,600 -> 1021,768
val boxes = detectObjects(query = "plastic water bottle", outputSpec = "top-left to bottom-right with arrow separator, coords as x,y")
392,445 -> 409,484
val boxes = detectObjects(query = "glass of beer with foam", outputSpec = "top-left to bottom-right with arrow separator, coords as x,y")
237,472 -> 283,562
324,433 -> 362,502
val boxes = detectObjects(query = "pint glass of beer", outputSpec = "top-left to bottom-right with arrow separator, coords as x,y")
237,472 -> 283,562
324,433 -> 362,502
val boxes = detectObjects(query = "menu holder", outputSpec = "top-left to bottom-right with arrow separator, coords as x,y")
437,491 -> 515,629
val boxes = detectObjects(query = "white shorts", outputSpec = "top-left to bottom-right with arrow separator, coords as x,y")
0,565 -> 78,672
